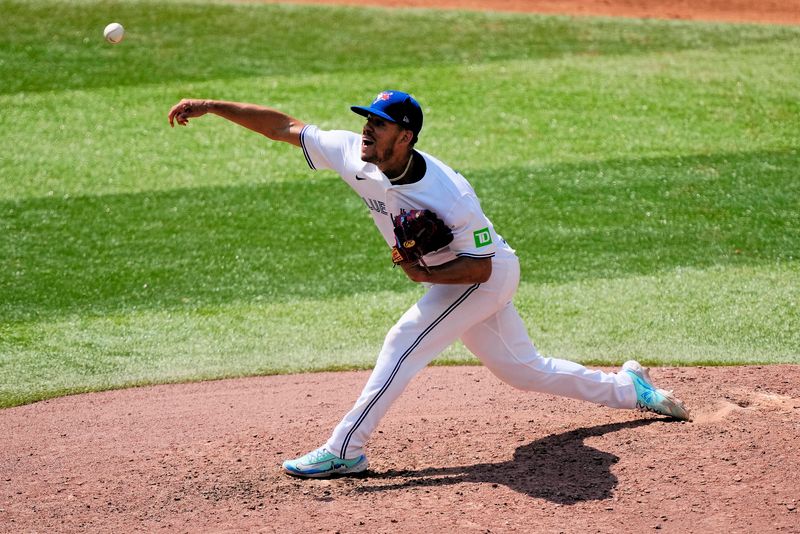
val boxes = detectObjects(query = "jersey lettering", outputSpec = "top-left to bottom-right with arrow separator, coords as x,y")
362,197 -> 388,215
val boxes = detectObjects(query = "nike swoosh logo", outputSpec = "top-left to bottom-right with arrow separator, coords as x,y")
355,175 -> 368,181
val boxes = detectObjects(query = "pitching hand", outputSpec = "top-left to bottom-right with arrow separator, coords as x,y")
168,99 -> 209,127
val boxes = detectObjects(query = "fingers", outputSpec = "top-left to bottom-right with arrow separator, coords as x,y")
167,99 -> 201,127
168,100 -> 185,127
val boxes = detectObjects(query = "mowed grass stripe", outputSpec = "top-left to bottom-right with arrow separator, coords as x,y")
1,1 -> 798,408
2,263 -> 796,407
2,148 -> 797,320
3,42 -> 797,201
2,0 -> 798,95
517,264 -> 800,366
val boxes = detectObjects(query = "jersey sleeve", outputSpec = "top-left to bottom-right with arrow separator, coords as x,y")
299,125 -> 360,176
444,193 -> 497,259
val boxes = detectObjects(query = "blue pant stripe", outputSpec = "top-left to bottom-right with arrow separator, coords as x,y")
339,283 -> 480,458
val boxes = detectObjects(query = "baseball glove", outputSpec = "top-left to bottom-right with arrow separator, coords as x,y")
391,209 -> 453,270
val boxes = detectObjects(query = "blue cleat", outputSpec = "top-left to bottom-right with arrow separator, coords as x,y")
623,360 -> 691,421
282,447 -> 369,478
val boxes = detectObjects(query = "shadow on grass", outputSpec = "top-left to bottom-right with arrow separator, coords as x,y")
2,149 -> 796,321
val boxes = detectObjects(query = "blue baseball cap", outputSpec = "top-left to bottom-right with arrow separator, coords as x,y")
351,90 -> 423,138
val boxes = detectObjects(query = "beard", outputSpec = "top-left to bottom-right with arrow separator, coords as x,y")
362,142 -> 395,166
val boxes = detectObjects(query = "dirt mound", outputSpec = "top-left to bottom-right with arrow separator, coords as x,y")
3,1 -> 799,532
2,365 -> 799,532
261,0 -> 800,25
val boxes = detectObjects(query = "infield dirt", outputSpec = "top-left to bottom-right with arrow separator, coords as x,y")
2,366 -> 799,532
2,1 -> 799,533
257,0 -> 800,25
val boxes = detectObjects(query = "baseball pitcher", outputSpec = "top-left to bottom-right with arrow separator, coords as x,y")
168,90 -> 690,478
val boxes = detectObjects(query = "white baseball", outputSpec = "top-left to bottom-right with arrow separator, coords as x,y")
103,22 -> 125,44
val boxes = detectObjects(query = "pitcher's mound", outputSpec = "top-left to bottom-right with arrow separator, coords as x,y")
2,365 -> 799,532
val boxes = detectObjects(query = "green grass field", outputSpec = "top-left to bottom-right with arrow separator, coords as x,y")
1,0 -> 798,408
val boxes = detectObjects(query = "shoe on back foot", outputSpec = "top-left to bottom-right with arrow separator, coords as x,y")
282,446 -> 369,478
623,360 -> 691,421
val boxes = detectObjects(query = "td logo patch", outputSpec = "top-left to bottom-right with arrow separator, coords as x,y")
473,227 -> 492,248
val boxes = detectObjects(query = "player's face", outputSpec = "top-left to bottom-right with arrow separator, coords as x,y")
360,115 -> 407,167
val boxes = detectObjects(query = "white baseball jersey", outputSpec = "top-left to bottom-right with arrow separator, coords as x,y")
299,125 -> 515,268
295,124 -> 637,461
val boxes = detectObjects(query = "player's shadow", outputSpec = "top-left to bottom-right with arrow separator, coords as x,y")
358,419 -> 659,504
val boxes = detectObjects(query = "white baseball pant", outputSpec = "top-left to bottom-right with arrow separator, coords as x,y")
325,253 -> 638,459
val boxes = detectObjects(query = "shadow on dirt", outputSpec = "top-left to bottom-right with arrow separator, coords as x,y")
358,419 -> 660,504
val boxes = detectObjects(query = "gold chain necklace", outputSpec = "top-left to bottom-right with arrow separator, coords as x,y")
388,153 -> 414,183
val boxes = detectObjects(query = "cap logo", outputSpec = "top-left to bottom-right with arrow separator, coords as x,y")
402,116 -> 410,123
374,91 -> 393,104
